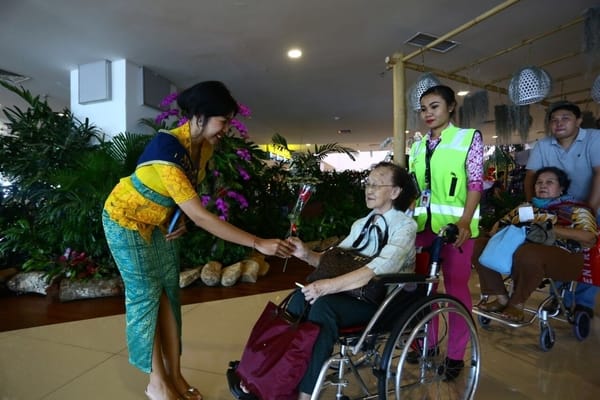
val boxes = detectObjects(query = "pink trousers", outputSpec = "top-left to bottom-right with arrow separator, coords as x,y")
416,229 -> 474,360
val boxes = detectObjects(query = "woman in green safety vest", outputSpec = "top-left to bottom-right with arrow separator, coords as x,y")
408,85 -> 483,380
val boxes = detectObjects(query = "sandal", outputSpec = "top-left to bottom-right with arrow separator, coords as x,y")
477,299 -> 507,313
182,387 -> 202,400
501,304 -> 524,322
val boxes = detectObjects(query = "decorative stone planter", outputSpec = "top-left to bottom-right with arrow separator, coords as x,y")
7,271 -> 58,295
59,277 -> 124,302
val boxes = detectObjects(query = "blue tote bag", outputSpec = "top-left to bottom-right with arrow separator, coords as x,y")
478,225 -> 527,274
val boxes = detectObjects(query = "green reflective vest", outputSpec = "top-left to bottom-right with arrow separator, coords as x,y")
409,125 -> 480,236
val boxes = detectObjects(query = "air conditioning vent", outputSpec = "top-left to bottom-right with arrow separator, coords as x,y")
405,32 -> 459,53
0,68 -> 30,84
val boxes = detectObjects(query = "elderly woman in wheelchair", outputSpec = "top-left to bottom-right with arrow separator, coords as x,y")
473,166 -> 597,323
285,161 -> 418,399
229,161 -> 481,400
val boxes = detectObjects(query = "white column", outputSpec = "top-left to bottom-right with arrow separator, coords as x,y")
70,59 -> 169,140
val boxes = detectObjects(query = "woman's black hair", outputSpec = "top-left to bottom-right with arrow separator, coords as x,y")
420,85 -> 457,117
534,166 -> 571,193
372,161 -> 418,211
177,81 -> 239,122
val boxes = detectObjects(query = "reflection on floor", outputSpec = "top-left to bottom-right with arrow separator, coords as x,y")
1,272 -> 599,400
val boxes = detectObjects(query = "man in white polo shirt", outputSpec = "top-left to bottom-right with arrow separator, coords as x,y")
525,101 -> 600,318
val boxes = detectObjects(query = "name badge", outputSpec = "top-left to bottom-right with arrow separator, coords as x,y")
518,205 -> 534,222
420,189 -> 431,208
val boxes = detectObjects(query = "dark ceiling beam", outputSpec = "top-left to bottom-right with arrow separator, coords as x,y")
449,17 -> 583,75
404,61 -> 508,95
402,0 -> 521,62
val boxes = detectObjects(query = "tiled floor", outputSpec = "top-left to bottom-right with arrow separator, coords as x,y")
1,273 -> 599,400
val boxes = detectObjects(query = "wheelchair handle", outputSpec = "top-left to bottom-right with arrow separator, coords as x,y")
429,224 -> 459,266
438,223 -> 458,244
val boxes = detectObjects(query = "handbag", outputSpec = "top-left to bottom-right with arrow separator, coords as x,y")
526,220 -> 556,246
478,225 -> 527,274
580,238 -> 600,286
306,213 -> 388,305
235,292 -> 320,400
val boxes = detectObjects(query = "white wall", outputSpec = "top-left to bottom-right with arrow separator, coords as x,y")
323,150 -> 390,171
70,59 -> 171,140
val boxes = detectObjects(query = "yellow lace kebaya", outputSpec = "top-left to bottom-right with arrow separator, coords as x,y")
104,122 -> 214,242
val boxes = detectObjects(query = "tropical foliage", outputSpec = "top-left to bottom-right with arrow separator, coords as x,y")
0,81 -> 131,279
0,82 -> 370,279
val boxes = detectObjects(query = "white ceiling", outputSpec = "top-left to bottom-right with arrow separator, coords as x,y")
1,0 -> 599,150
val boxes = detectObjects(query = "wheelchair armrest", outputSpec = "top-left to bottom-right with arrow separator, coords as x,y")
372,273 -> 430,285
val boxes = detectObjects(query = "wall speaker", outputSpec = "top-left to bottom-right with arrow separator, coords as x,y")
141,67 -> 171,110
78,60 -> 111,104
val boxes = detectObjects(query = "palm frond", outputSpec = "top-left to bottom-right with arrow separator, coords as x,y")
0,81 -> 41,109
313,143 -> 357,161
270,133 -> 291,153
105,131 -> 152,163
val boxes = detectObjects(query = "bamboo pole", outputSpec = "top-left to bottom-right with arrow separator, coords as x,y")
553,68 -> 600,84
391,53 -> 406,167
488,51 -> 583,85
403,0 -> 521,62
404,61 -> 508,95
450,17 -> 583,75
546,88 -> 590,100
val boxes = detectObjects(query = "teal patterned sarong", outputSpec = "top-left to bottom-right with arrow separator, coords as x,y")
102,210 -> 181,373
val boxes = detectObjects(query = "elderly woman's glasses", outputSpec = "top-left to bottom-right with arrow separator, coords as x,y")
362,180 -> 394,191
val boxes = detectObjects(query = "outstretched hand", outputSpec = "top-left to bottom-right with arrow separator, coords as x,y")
287,237 -> 309,260
254,238 -> 296,258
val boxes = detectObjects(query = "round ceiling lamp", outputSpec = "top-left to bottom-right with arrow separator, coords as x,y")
408,73 -> 441,111
508,66 -> 552,106
592,74 -> 600,103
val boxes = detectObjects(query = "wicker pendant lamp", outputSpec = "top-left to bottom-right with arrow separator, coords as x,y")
407,73 -> 441,111
508,66 -> 552,106
592,75 -> 600,104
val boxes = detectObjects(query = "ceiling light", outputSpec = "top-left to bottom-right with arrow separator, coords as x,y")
457,90 -> 469,96
287,48 -> 302,59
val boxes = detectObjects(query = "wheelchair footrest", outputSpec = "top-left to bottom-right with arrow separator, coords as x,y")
226,361 -> 258,400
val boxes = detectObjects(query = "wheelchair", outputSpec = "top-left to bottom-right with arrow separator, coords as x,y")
228,224 -> 481,400
472,276 -> 594,352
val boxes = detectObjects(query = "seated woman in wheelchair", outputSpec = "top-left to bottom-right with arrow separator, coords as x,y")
473,166 -> 597,322
286,161 -> 418,400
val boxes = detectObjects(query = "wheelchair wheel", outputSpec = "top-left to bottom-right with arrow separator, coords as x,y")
572,310 -> 591,341
477,315 -> 491,328
539,325 -> 555,352
377,294 -> 480,400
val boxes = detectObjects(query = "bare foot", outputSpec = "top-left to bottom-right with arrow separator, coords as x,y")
171,376 -> 202,400
145,384 -> 181,400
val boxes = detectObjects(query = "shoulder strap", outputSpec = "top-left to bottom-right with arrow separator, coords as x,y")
351,214 -> 389,255
136,131 -> 198,186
